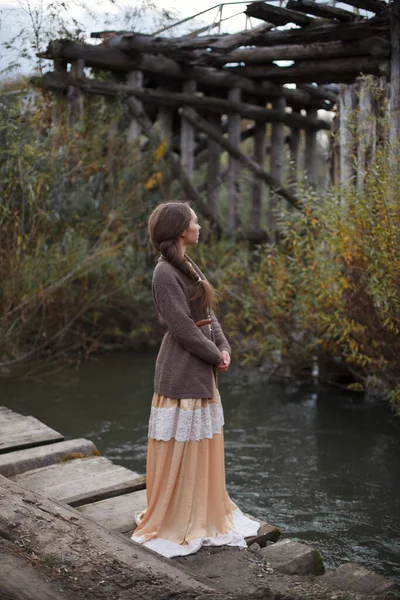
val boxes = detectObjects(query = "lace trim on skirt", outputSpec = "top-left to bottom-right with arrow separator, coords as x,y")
148,401 -> 224,442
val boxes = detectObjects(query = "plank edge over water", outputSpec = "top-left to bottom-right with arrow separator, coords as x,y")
0,406 -> 64,453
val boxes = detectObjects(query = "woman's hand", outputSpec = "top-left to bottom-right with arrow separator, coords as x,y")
216,350 -> 231,372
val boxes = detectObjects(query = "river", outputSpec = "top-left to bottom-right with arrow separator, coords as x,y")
1,350 -> 399,582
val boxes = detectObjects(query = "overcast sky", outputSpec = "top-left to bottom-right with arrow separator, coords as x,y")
0,0 -> 252,75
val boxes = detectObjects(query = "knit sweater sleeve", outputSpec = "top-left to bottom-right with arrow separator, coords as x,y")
153,266 -> 223,365
211,310 -> 231,355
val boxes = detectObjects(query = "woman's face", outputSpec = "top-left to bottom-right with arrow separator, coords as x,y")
182,209 -> 201,246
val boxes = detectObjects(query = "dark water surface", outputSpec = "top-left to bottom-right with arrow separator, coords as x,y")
1,351 -> 399,581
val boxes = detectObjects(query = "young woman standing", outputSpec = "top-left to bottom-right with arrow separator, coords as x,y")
131,201 -> 259,557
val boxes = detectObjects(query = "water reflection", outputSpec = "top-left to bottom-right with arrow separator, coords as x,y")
1,351 -> 399,581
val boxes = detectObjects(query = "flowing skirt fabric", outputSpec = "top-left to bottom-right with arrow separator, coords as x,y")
131,376 -> 259,558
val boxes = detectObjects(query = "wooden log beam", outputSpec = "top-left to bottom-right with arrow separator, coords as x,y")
201,38 -> 390,66
104,31 -> 228,53
38,41 -> 335,108
229,56 -> 389,83
39,71 -> 332,131
249,16 -> 389,46
180,107 -> 301,209
287,0 -> 357,22
335,0 -> 387,14
298,83 -> 339,104
208,22 -> 274,52
245,1 -> 316,26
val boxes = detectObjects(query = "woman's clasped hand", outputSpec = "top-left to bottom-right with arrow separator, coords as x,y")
216,350 -> 231,372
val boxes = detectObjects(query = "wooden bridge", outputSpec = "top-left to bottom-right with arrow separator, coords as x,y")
0,404 -> 395,599
36,0 -> 399,241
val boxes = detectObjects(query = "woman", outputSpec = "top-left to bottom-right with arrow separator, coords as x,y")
131,201 -> 259,558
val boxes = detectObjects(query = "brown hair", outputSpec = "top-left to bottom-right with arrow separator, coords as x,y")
148,201 -> 216,314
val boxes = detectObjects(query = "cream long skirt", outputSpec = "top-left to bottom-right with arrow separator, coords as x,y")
130,375 -> 259,558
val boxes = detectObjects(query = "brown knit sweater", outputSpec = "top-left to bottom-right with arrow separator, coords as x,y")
152,255 -> 231,398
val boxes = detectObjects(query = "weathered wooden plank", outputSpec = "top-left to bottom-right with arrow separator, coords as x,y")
0,538 -> 69,600
0,438 -> 98,477
0,407 -> 64,453
11,456 -> 144,506
77,489 -> 147,533
245,1 -> 315,26
0,475 -> 215,595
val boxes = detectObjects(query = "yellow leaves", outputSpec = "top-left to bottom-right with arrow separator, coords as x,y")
145,171 -> 163,190
154,139 -> 168,162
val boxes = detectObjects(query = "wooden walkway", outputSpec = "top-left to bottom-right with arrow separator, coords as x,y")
0,404 -> 395,599
0,405 -> 277,545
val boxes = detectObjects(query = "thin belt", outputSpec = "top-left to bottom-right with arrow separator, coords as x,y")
195,318 -> 212,327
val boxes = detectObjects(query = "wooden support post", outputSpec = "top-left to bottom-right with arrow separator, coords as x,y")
268,97 -> 286,237
207,114 -> 221,215
51,60 -> 68,131
158,86 -> 174,197
68,58 -> 84,127
227,88 -> 241,235
305,107 -> 319,187
288,113 -> 302,191
357,78 -> 376,192
252,120 -> 266,230
330,113 -> 341,187
180,80 -> 196,181
126,70 -> 143,143
389,0 -> 400,165
339,83 -> 357,187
